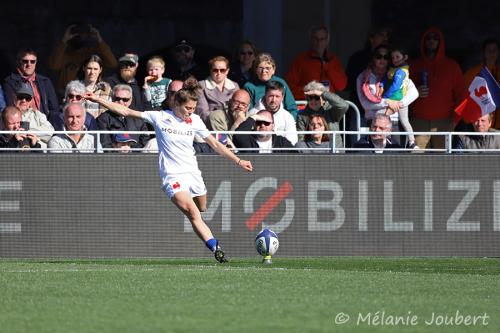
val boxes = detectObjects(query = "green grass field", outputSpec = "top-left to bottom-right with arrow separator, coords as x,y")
1,257 -> 499,333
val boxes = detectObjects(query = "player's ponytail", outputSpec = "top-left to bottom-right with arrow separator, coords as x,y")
175,76 -> 200,106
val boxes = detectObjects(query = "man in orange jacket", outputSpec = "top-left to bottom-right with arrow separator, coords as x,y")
286,26 -> 347,101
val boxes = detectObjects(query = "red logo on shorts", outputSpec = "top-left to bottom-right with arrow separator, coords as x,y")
172,182 -> 180,189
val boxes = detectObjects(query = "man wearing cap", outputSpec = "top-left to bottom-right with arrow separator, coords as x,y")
104,53 -> 146,111
97,84 -> 149,151
111,133 -> 137,153
14,83 -> 54,147
3,48 -> 59,119
166,39 -> 207,81
48,102 -> 95,153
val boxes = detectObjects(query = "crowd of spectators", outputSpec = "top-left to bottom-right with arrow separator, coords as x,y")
0,23 -> 499,153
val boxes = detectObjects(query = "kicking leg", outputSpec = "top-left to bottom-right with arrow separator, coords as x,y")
193,194 -> 207,212
172,191 -> 213,241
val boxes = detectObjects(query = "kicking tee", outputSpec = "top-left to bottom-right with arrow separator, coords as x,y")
142,110 -> 210,182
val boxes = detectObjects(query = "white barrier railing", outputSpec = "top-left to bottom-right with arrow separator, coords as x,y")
1,129 -> 500,153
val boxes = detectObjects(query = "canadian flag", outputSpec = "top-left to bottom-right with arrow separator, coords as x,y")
455,67 -> 500,123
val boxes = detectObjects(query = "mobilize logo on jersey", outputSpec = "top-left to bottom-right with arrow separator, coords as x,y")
183,178 -> 500,234
161,126 -> 193,136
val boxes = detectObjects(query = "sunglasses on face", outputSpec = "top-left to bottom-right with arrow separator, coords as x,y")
211,68 -> 227,74
306,95 -> 321,101
68,93 -> 83,101
114,97 -> 131,102
120,62 -> 136,68
21,59 -> 36,65
256,120 -> 272,126
239,51 -> 254,56
374,53 -> 389,60
16,94 -> 32,101
175,46 -> 192,53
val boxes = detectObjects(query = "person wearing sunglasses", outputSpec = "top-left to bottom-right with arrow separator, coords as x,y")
196,56 -> 239,123
3,48 -> 59,119
286,26 -> 347,100
104,53 -> 146,111
296,80 -> 349,150
409,27 -> 466,150
13,83 -> 54,148
96,84 -> 150,151
357,44 -> 419,146
49,80 -> 98,132
229,40 -> 258,87
166,39 -> 207,81
233,110 -> 295,153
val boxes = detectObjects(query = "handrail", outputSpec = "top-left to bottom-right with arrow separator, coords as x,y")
2,129 -> 500,153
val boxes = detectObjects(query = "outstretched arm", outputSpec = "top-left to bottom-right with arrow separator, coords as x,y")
204,135 -> 253,172
84,93 -> 143,118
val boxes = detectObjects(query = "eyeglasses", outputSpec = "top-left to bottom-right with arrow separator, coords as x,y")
16,94 -> 32,101
68,94 -> 83,101
239,51 -> 254,56
374,53 -> 389,60
114,97 -> 131,102
306,95 -> 321,101
175,46 -> 192,53
256,120 -> 272,126
257,66 -> 273,72
21,59 -> 37,65
232,100 -> 249,108
211,68 -> 227,74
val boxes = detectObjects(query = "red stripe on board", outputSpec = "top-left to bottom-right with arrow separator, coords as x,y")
245,181 -> 293,230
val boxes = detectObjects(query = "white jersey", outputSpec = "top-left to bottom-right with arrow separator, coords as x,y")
142,110 -> 210,185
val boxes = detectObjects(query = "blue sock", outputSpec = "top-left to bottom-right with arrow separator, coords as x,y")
205,238 -> 218,252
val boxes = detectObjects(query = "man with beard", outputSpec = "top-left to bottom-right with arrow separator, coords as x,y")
208,89 -> 251,149
3,48 -> 59,119
166,39 -> 207,81
105,53 -> 146,111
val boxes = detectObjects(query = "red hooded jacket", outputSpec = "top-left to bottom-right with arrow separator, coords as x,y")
409,27 -> 466,121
